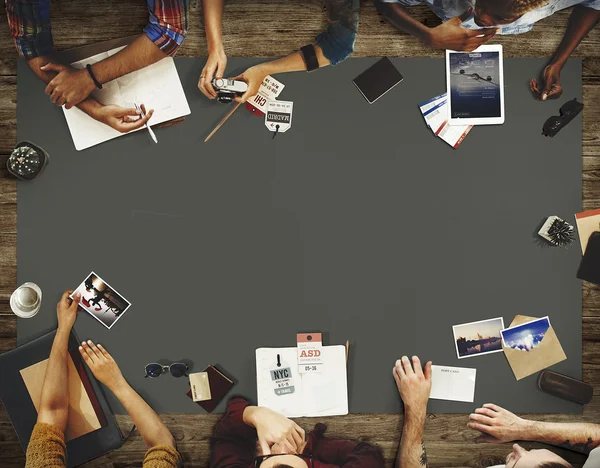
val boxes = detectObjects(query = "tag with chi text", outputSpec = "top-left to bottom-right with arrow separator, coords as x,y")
265,100 -> 293,134
297,333 -> 323,373
245,76 -> 285,116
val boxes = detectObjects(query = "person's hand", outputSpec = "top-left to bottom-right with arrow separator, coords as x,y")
92,104 -> 154,133
198,48 -> 228,99
468,403 -> 531,443
230,64 -> 268,103
41,63 -> 96,108
79,340 -> 127,392
530,64 -> 563,100
57,290 -> 80,331
244,406 -> 305,455
393,356 -> 432,413
426,8 -> 498,51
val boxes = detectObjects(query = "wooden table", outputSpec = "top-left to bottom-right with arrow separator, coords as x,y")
0,1 -> 599,466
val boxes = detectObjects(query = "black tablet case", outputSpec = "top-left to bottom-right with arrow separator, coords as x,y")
0,330 -> 123,467
577,231 -> 600,285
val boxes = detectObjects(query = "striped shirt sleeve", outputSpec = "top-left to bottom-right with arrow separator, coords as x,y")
143,0 -> 189,56
5,0 -> 54,59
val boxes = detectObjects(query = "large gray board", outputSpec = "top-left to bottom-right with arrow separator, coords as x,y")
17,57 -> 582,414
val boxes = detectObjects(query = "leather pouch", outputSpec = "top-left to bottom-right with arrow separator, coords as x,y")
538,370 -> 593,405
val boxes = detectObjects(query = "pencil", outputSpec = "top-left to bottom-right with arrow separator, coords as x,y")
204,102 -> 242,143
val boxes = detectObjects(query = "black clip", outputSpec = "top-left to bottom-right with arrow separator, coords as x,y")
277,354 -> 281,367
272,124 -> 280,139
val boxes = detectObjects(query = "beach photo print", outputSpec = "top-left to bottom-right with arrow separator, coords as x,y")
501,317 -> 551,351
453,317 -> 505,359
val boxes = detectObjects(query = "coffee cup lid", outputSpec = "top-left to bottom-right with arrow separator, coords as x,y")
10,283 -> 42,318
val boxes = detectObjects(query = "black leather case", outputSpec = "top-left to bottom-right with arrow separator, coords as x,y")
0,330 -> 124,467
538,370 -> 593,405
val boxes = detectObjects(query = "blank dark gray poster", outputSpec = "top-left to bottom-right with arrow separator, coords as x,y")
17,57 -> 583,414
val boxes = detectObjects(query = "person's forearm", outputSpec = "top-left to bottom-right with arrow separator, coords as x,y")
89,35 -> 167,85
203,0 -> 225,53
522,420 -> 600,454
374,0 -> 431,43
38,328 -> 71,430
549,6 -> 600,69
111,381 -> 175,448
255,48 -> 330,76
397,409 -> 428,468
27,55 -> 103,119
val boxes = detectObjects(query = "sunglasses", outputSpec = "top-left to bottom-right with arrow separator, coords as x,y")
144,362 -> 188,378
254,454 -> 314,467
542,98 -> 583,138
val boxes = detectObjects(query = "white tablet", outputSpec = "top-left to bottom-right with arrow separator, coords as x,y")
446,45 -> 504,126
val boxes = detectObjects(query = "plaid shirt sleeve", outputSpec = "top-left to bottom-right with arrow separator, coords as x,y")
144,0 -> 188,56
5,0 -> 54,60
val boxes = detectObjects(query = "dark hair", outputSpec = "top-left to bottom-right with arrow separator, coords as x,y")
323,0 -> 358,30
537,462 -> 572,468
273,465 -> 295,468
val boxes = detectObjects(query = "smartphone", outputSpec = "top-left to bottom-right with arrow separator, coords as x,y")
352,57 -> 404,104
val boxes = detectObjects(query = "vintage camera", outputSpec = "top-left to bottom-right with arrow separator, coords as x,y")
212,78 -> 248,104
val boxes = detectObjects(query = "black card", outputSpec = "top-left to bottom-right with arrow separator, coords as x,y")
352,57 -> 404,104
577,231 -> 600,285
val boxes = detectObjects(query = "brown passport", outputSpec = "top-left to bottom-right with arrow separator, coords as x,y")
186,365 -> 234,413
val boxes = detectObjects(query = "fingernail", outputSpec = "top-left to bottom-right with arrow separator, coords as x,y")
87,340 -> 92,344
81,341 -> 86,345
78,346 -> 82,350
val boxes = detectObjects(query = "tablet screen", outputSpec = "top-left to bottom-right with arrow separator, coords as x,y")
448,51 -> 501,119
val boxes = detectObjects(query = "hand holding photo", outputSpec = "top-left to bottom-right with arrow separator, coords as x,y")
71,272 -> 131,329
501,316 -> 551,351
453,317 -> 505,359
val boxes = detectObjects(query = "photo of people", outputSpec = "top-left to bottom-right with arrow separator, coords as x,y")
453,317 -> 505,359
72,272 -> 131,329
501,317 -> 551,352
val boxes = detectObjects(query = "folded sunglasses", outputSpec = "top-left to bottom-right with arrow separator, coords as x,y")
542,98 -> 583,138
144,362 -> 188,378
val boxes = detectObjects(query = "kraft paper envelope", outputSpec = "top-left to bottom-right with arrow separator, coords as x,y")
20,356 -> 102,441
502,315 -> 566,381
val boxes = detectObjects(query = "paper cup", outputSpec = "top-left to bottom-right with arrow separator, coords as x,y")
10,282 -> 42,318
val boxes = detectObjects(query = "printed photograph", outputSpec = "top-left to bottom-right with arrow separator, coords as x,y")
501,317 -> 551,352
72,272 -> 131,329
453,317 -> 505,359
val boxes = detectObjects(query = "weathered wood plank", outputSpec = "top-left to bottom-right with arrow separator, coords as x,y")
0,1 -> 599,77
2,398 -> 600,467
0,1 -> 599,467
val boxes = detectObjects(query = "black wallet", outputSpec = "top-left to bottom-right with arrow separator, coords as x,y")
538,370 -> 593,405
577,231 -> 600,284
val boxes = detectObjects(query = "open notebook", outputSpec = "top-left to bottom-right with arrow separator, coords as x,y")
63,46 -> 190,150
256,346 -> 348,417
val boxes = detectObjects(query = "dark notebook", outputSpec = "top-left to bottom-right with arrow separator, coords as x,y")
352,57 -> 404,104
186,365 -> 234,412
577,231 -> 600,284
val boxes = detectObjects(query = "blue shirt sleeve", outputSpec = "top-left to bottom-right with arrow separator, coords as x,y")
376,0 -> 425,5
315,0 -> 360,66
580,0 -> 600,9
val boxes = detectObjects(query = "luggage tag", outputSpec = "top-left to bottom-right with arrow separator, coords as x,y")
265,100 -> 293,139
245,76 -> 285,116
297,333 -> 323,373
270,353 -> 296,396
